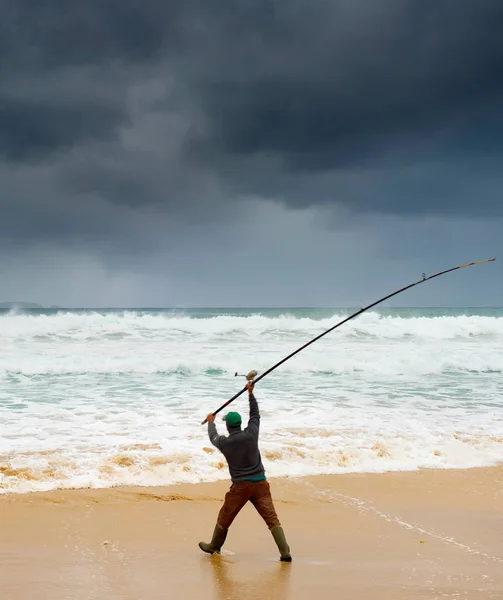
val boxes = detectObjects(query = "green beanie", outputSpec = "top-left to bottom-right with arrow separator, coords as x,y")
225,411 -> 242,428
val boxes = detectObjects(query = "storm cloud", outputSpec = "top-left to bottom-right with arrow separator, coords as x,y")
0,0 -> 501,306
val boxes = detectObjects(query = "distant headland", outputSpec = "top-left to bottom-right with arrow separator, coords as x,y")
0,302 -> 63,309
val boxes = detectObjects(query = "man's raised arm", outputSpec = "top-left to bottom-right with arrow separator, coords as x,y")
245,382 -> 260,438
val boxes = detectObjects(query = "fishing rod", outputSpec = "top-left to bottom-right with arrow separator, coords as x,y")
201,257 -> 496,424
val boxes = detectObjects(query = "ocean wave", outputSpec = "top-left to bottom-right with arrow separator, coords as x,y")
1,429 -> 502,494
0,357 -> 502,377
1,310 -> 503,342
0,310 -> 500,378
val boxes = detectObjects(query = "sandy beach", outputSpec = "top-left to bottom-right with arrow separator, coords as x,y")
1,466 -> 502,599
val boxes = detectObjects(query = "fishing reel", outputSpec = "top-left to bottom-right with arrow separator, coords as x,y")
234,370 -> 258,382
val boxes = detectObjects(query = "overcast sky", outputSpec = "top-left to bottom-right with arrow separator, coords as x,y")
1,0 -> 501,308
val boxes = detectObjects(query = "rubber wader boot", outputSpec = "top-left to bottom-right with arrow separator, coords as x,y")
198,523 -> 228,555
271,526 -> 292,562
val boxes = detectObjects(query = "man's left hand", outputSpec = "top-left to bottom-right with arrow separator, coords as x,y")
206,413 -> 216,423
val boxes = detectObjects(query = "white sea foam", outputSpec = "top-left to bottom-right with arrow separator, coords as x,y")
1,309 -> 502,493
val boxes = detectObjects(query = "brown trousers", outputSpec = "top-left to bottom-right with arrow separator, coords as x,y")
217,480 -> 281,530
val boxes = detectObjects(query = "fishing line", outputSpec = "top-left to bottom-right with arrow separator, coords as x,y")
201,257 -> 496,424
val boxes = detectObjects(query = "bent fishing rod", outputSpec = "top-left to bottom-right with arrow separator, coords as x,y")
201,257 -> 496,424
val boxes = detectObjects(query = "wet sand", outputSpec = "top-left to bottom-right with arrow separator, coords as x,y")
1,467 -> 502,599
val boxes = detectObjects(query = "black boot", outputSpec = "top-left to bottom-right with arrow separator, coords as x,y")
271,526 -> 292,562
199,523 -> 228,555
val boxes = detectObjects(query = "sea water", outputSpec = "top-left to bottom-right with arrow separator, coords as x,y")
1,307 -> 502,494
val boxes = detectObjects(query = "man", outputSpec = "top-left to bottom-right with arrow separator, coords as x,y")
199,381 -> 292,562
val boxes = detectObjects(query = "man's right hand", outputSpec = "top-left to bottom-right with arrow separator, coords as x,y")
246,381 -> 254,395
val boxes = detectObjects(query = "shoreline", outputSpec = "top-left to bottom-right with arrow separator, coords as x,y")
1,461 -> 502,499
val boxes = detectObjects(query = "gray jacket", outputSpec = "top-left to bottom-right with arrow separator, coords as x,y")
207,394 -> 265,483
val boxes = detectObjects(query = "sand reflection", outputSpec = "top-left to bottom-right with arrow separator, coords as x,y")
205,555 -> 292,600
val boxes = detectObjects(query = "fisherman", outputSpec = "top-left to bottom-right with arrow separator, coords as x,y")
199,380 -> 292,562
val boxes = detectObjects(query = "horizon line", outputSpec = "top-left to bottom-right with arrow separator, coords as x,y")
1,305 -> 502,310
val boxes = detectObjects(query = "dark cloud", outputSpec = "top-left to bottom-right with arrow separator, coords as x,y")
0,0 -> 178,70
181,0 -> 503,214
0,96 -> 126,160
1,0 -> 503,255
